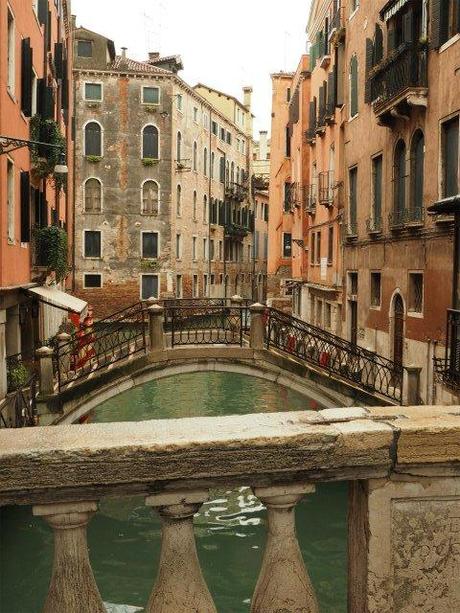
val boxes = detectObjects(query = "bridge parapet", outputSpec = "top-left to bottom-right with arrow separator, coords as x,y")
1,405 -> 459,611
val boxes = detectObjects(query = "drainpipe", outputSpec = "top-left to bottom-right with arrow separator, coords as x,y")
208,110 -> 212,297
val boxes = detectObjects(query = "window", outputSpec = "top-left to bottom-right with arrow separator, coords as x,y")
193,142 -> 198,171
176,131 -> 182,162
286,126 -> 291,157
77,40 -> 93,58
212,121 -> 218,135
433,0 -> 460,47
142,86 -> 160,105
203,238 -> 208,260
350,0 -> 359,13
176,233 -> 182,259
219,240 -> 223,261
325,303 -> 332,329
203,113 -> 209,129
410,130 -> 424,214
226,131 -> 232,145
203,274 -> 208,296
192,236 -> 197,261
204,148 -> 208,176
141,274 -> 159,300
193,191 -> 197,220
441,116 -> 459,198
283,233 -> 292,258
85,122 -> 102,157
85,83 -> 102,101
176,275 -> 183,298
203,195 -> 208,223
316,231 -> 322,264
142,125 -> 159,159
31,70 -> 38,116
287,87 -> 291,102
408,272 -> 424,313
176,94 -> 183,111
193,107 -> 199,122
370,272 -> 381,308
349,166 -> 358,231
310,233 -> 316,264
393,140 -> 407,216
349,55 -> 359,118
254,231 -> 260,259
84,274 -> 102,289
219,156 -> 225,183
142,180 -> 159,215
348,271 -> 358,295
328,226 -> 334,264
210,239 -> 215,261
141,232 -> 159,259
84,178 -> 102,212
372,155 -> 383,224
174,184 -> 180,216
220,127 -> 226,140
84,230 -> 101,258
7,160 -> 14,243
211,152 -> 215,178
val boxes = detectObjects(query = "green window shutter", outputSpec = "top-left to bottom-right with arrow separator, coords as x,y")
21,38 -> 33,117
37,0 -> 48,26
327,70 -> 336,114
350,56 -> 358,116
20,172 -> 31,243
336,44 -> 345,106
430,0 -> 443,49
54,43 -> 64,80
403,7 -> 414,44
365,39 -> 374,104
374,24 -> 383,64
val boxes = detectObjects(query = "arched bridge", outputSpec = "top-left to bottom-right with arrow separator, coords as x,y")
29,299 -> 416,425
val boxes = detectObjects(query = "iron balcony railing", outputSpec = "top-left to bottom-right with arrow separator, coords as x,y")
435,309 -> 460,389
266,308 -> 403,402
369,43 -> 428,111
318,171 -> 334,206
345,220 -> 358,238
225,182 -> 248,202
329,5 -> 344,36
389,207 -> 424,229
366,216 -> 383,234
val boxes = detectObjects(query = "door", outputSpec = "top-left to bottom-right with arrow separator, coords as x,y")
393,294 -> 404,370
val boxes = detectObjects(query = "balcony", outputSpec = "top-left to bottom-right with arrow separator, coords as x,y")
318,172 -> 334,207
225,182 -> 248,202
305,122 -> 317,144
369,43 -> 428,126
224,222 -> 249,240
303,185 -> 317,215
329,5 -> 345,43
344,220 -> 358,240
366,215 -> 383,236
389,207 -> 424,230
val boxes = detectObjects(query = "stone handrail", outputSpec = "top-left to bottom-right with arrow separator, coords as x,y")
1,405 -> 459,611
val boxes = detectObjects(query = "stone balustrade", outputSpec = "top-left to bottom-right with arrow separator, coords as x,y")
1,405 -> 460,611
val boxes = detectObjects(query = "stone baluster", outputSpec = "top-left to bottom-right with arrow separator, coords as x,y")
36,346 -> 55,397
250,303 -> 266,351
33,501 -> 105,613
251,483 -> 319,613
148,304 -> 165,353
145,489 -> 216,613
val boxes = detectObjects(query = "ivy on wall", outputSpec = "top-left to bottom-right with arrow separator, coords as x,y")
30,114 -> 67,190
34,225 -> 69,282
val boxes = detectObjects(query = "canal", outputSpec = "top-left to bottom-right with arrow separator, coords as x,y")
0,372 -> 347,612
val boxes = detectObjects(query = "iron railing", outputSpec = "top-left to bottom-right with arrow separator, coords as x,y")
55,302 -> 148,391
266,308 -> 403,402
169,305 -> 248,347
161,298 -> 251,330
0,374 -> 37,428
369,43 -> 427,110
389,207 -> 424,229
434,309 -> 460,389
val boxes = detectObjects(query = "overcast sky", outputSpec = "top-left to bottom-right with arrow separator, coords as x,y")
71,0 -> 310,137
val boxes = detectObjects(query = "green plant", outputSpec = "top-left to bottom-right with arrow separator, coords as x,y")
142,157 -> 159,167
34,225 -> 69,282
144,105 -> 158,113
30,114 -> 66,184
140,259 -> 161,271
7,364 -> 29,392
86,155 -> 102,163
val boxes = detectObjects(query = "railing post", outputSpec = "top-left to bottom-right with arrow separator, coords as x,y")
148,304 -> 165,353
33,501 -> 104,613
402,365 -> 422,405
36,346 -> 55,397
230,294 -> 243,308
145,489 -> 216,613
250,303 -> 266,351
56,333 -> 71,378
251,483 -> 319,613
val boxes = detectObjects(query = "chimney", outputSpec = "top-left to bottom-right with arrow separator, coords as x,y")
259,130 -> 268,161
148,52 -> 161,63
121,47 -> 127,59
243,86 -> 253,110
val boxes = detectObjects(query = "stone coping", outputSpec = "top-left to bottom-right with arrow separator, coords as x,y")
0,406 -> 459,506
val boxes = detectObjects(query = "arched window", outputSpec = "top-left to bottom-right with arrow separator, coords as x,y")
349,55 -> 358,118
84,178 -> 102,212
394,139 -> 407,219
176,131 -> 182,162
85,122 -> 102,156
142,180 -> 159,215
203,194 -> 208,223
204,147 -> 208,176
193,142 -> 198,171
410,130 -> 424,216
142,125 -> 159,159
176,184 -> 182,216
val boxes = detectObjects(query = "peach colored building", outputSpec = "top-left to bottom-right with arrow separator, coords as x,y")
0,0 -> 75,399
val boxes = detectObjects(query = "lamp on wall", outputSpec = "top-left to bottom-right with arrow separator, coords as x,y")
0,136 -> 68,174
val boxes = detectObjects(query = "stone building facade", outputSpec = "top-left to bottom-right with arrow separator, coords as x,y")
73,29 -> 265,316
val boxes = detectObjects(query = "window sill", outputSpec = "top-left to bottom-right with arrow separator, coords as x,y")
369,305 -> 381,311
407,311 -> 424,319
439,33 -> 460,54
83,256 -> 102,260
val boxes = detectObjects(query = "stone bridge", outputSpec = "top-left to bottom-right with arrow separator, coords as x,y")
31,301 -> 421,425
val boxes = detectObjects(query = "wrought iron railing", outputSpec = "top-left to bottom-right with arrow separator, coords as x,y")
55,302 -> 148,391
369,43 -> 427,110
266,308 -> 403,402
169,305 -> 248,347
0,374 -> 37,428
330,6 -> 344,35
161,298 -> 251,331
434,309 -> 460,389
389,207 -> 424,229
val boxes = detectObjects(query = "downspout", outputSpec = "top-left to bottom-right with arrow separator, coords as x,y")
208,110 -> 212,296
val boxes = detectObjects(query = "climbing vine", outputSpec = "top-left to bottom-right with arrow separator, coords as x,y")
34,225 -> 69,283
30,114 -> 67,190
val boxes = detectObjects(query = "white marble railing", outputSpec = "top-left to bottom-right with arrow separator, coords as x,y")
1,405 -> 460,611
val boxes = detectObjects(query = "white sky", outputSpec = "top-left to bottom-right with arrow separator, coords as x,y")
71,0 -> 310,137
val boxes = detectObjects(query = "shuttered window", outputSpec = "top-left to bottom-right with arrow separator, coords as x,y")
54,42 -> 64,80
84,178 -> 102,212
349,166 -> 358,226
84,231 -> 101,258
350,55 -> 359,117
372,155 -> 383,222
37,0 -> 48,26
442,117 -> 459,198
142,125 -> 159,159
85,122 -> 102,156
365,39 -> 374,104
327,71 -> 336,115
410,131 -> 424,212
431,0 -> 460,48
394,140 -> 407,213
141,275 -> 159,300
142,181 -> 159,215
21,38 -> 33,117
20,172 -> 31,243
142,232 -> 159,259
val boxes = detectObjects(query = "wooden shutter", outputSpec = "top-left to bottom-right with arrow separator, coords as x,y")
21,38 -> 33,117
42,86 -> 55,119
37,0 -> 48,26
374,24 -> 384,64
20,172 -> 31,243
54,43 -> 64,79
388,27 -> 396,52
350,56 -> 358,116
430,0 -> 443,49
47,11 -> 52,52
309,98 -> 317,131
365,39 -> 374,104
318,84 -> 324,124
403,8 -> 414,44
336,43 -> 345,106
328,70 -> 336,113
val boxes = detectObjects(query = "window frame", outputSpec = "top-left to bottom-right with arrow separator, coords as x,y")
176,233 -> 182,260
140,273 -> 159,300
83,273 -> 103,289
83,120 -> 104,157
440,114 -> 459,199
84,81 -> 103,102
83,177 -> 103,213
83,229 -> 102,259
407,271 -> 424,316
141,123 -> 160,160
7,8 -> 16,95
141,230 -> 159,260
77,39 -> 93,58
141,179 -> 160,216
142,85 -> 160,106
370,271 -> 382,309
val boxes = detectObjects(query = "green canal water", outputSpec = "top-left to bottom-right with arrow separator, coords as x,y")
0,372 -> 348,613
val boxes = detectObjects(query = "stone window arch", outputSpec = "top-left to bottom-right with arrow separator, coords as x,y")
84,178 -> 102,212
141,180 -> 159,215
84,121 -> 102,157
142,124 -> 159,159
